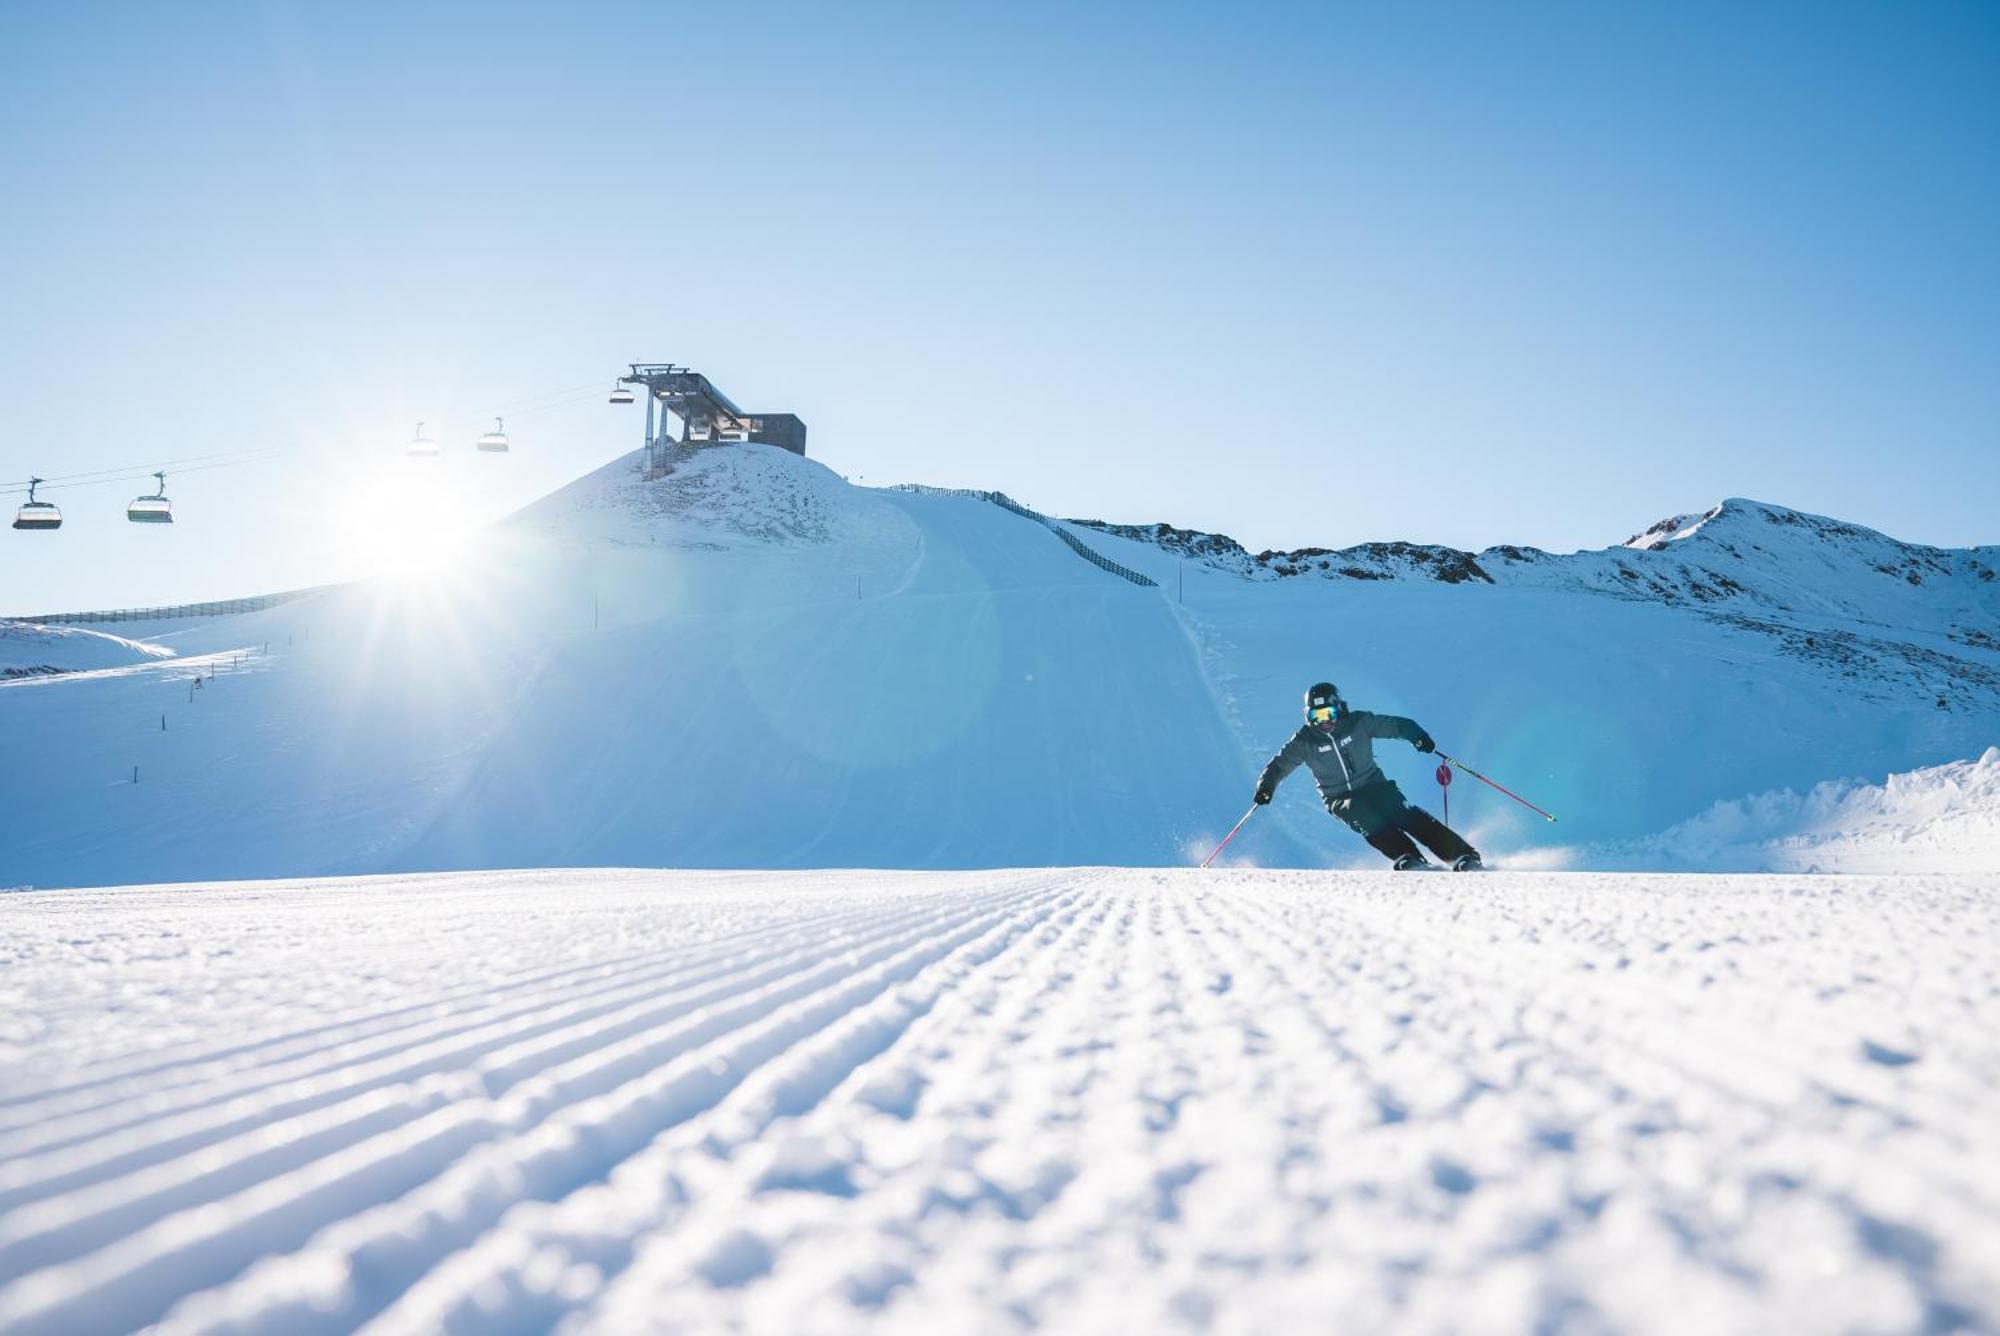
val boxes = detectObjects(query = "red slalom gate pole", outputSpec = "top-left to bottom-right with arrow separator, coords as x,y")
1436,760 -> 1453,826
1436,752 -> 1558,823
1200,805 -> 1259,869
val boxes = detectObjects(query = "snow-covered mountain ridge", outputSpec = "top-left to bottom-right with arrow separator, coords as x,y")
1072,496 -> 2000,711
1073,496 -> 1999,624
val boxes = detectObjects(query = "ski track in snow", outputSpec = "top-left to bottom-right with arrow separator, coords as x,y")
2,869 -> 1998,1334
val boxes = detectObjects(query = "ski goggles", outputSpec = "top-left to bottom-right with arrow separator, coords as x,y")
1308,703 -> 1339,724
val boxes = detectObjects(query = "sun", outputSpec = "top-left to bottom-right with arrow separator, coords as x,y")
335,458 -> 485,585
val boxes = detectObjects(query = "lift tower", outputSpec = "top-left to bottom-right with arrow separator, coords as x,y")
618,364 -> 807,478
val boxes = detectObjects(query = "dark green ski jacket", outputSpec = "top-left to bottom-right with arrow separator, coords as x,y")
1258,711 -> 1432,805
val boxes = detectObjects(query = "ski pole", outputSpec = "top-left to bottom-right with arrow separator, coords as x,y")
1436,752 -> 1558,823
1200,804 -> 1259,868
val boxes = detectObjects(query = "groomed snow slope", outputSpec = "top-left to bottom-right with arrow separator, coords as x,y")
3,869 -> 1997,1334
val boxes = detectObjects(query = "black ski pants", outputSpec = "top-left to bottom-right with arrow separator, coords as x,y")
1328,780 -> 1476,865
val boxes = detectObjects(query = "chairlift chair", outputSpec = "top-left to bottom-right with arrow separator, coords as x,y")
13,477 -> 61,531
407,421 -> 440,457
477,417 -> 510,453
127,471 -> 173,523
609,384 -> 635,405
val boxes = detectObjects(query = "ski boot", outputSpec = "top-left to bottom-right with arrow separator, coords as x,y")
1392,853 -> 1436,871
1451,854 -> 1484,872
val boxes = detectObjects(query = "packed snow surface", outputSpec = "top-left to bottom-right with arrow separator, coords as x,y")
1570,746 -> 2000,874
3,868 -> 1997,1334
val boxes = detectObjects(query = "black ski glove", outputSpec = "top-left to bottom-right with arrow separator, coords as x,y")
1413,733 -> 1436,754
1253,786 -> 1273,806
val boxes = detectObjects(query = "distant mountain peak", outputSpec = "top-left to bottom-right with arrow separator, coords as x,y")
1624,497 -> 1920,554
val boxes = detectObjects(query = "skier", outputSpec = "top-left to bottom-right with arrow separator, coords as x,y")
1254,681 -> 1483,871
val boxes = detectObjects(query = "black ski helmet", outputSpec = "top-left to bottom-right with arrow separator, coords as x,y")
1304,682 -> 1344,721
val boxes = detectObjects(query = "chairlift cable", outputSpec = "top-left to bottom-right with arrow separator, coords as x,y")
0,445 -> 289,492
4,366 -> 631,495
424,378 -> 611,433
0,452 -> 288,495
503,386 -> 608,418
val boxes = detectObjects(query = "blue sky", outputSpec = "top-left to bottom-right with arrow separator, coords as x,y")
3,1 -> 1996,610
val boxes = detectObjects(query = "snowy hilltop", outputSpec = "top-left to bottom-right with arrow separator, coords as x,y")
2,443 -> 1995,887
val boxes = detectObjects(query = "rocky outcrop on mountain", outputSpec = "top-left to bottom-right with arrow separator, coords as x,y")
1263,541 -> 1493,585
1066,521 -> 1495,585
1623,508 -> 1723,551
1063,520 -> 1256,571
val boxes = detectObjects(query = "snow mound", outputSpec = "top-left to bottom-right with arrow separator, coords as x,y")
1576,748 -> 2000,873
0,622 -> 174,679
506,444 -> 908,552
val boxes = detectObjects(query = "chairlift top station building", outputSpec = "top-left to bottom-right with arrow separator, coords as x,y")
619,364 -> 806,479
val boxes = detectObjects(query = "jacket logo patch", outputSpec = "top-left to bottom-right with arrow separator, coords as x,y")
1316,745 -> 1332,753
